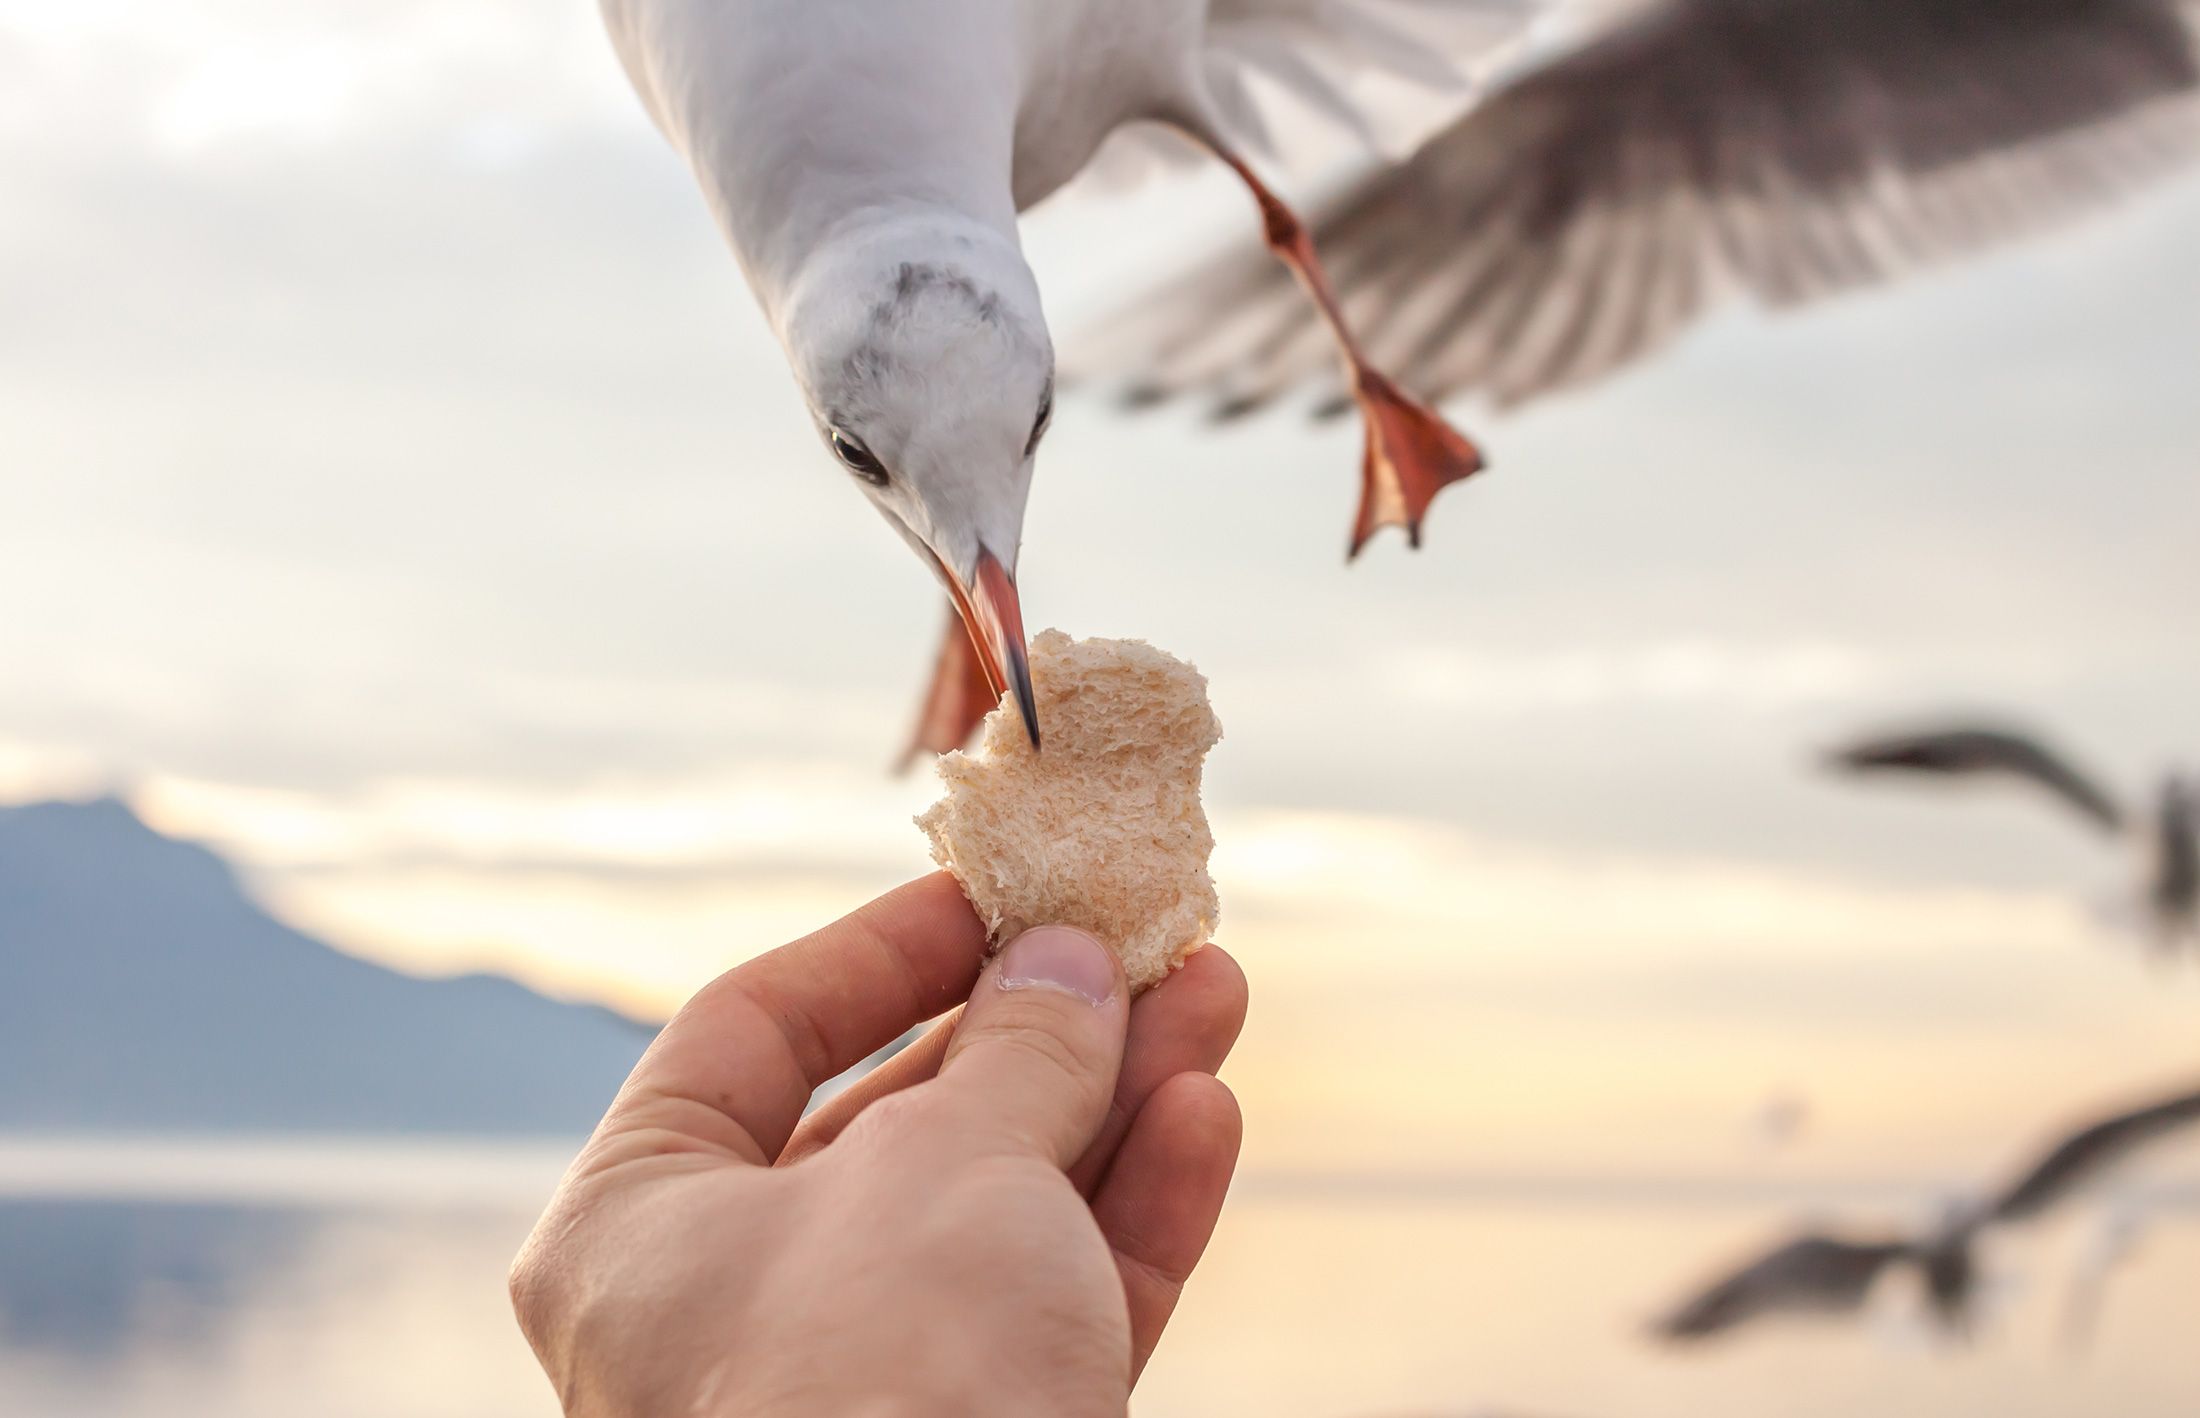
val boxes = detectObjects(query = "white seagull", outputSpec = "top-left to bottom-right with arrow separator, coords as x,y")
599,0 -> 2200,757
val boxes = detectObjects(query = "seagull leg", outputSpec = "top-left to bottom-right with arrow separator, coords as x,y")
900,601 -> 999,768
1216,151 -> 1485,558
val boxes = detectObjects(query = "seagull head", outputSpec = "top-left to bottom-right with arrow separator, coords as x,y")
780,218 -> 1052,745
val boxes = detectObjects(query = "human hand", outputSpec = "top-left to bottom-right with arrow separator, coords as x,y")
510,873 -> 1248,1418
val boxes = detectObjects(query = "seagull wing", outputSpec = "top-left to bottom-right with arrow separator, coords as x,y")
1073,0 -> 2200,415
1651,1231 -> 1913,1341
1081,0 -> 1543,191
1988,1084 -> 2200,1224
1824,723 -> 2129,834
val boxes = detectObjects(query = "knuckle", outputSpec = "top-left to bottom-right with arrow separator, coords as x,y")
837,1085 -> 934,1153
504,1185 -> 608,1350
506,1235 -> 559,1341
983,1015 -> 1103,1086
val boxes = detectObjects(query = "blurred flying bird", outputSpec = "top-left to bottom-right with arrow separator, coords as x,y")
1824,721 -> 2199,952
1652,1080 -> 2200,1344
600,0 -> 2200,758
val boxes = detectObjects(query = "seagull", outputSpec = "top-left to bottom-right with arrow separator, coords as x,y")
599,1 -> 2200,758
1652,1080 -> 2200,1344
1824,721 -> 2200,952
599,0 -> 1519,757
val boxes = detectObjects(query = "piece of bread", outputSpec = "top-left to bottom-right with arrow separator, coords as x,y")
917,629 -> 1222,992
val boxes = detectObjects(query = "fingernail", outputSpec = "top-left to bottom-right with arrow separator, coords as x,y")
996,926 -> 1116,1006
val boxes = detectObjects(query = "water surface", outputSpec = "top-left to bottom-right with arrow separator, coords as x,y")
2,1139 -> 2193,1418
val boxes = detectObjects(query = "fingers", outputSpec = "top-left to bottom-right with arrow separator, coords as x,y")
607,874 -> 987,1165
930,926 -> 1130,1167
1069,945 -> 1246,1196
790,943 -> 1247,1173
777,1009 -> 961,1164
1092,1072 -> 1242,1382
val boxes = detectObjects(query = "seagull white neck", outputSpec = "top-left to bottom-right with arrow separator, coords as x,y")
606,0 -> 1027,328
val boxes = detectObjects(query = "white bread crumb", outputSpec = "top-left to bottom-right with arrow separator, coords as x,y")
917,629 -> 1222,992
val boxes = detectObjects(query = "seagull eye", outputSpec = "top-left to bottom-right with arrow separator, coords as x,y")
829,429 -> 888,487
1026,388 -> 1053,458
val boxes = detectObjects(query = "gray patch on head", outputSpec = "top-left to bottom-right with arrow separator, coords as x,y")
831,262 -> 1052,420
876,261 -> 1006,331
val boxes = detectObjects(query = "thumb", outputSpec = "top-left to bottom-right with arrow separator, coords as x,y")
931,925 -> 1129,1167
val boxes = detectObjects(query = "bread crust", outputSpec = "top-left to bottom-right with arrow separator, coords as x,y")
917,630 -> 1222,992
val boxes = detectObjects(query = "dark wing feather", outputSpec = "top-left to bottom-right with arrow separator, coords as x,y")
1652,1231 -> 1913,1341
1989,1084 -> 2200,1222
1824,723 -> 2129,833
1075,0 -> 2200,415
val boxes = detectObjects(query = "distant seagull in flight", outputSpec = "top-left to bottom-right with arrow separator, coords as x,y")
1652,1080 -> 2200,1343
599,0 -> 2200,758
1825,721 -> 2199,953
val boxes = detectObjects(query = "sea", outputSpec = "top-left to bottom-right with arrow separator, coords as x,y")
1,1137 -> 2193,1418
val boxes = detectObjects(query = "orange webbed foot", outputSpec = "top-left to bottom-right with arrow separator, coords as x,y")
1348,368 -> 1485,559
1214,149 -> 1487,559
899,605 -> 998,770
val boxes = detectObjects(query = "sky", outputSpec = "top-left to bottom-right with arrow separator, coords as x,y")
2,1 -> 2198,1180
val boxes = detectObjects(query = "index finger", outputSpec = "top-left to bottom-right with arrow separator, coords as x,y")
605,873 -> 989,1165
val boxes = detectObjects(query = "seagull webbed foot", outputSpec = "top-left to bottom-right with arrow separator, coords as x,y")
1216,148 -> 1485,556
900,604 -> 997,768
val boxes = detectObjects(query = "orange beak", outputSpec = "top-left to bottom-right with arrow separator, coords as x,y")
938,546 -> 1038,749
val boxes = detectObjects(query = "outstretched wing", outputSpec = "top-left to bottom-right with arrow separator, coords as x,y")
1824,723 -> 2129,833
1074,0 -> 2200,415
1989,1084 -> 2200,1223
1651,1231 -> 1912,1341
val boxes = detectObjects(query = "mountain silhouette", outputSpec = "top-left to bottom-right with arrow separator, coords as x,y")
0,796 -> 653,1133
